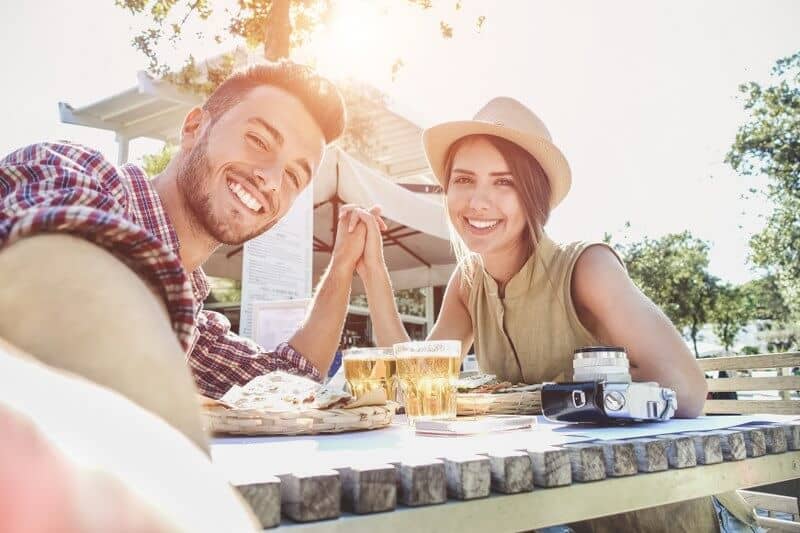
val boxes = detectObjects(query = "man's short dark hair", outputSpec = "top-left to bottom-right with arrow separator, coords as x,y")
203,61 -> 346,144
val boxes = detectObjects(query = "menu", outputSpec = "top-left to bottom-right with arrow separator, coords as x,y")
239,186 -> 313,339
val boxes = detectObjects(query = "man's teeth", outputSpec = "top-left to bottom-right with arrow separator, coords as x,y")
228,180 -> 262,212
467,218 -> 500,229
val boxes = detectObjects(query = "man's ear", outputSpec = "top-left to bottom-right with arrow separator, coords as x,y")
179,108 -> 211,151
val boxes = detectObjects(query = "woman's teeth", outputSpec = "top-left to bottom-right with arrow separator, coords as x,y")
228,180 -> 262,213
466,218 -> 500,230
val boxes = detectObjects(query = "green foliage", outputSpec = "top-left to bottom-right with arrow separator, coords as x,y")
349,293 -> 368,308
615,231 -> 718,357
115,0 -> 480,78
205,276 -> 242,304
709,283 -> 752,352
741,274 -> 791,323
349,288 -> 426,317
141,143 -> 177,176
726,51 -> 800,317
758,321 -> 799,353
394,288 -> 426,317
740,345 -> 760,355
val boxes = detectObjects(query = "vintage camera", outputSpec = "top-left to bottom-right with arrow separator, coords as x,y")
541,346 -> 677,424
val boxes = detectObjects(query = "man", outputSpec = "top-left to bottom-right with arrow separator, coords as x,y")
0,61 -> 369,449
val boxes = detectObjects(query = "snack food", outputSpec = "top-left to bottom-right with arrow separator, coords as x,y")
219,371 -> 352,411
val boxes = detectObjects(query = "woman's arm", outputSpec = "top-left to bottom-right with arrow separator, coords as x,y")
571,245 -> 708,418
344,206 -> 473,352
361,261 -> 411,346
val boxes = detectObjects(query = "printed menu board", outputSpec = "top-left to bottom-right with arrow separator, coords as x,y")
239,186 -> 313,339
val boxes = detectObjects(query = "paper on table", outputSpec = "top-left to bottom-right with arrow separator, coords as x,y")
414,415 -> 536,436
211,419 -> 591,482
543,413 -> 800,441
739,413 -> 800,425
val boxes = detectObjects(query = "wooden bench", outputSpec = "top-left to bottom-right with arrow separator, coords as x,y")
700,351 -> 800,531
700,352 -> 800,416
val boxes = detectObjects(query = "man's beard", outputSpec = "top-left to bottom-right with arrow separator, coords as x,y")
176,133 -> 276,246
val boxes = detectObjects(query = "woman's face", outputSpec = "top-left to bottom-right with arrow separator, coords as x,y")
445,137 -> 528,257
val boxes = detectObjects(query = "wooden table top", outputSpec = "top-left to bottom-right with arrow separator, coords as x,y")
210,416 -> 800,530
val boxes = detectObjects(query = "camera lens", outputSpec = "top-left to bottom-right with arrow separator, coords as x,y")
572,346 -> 631,383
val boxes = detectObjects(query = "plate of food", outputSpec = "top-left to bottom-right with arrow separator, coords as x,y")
201,371 -> 396,436
456,374 -> 542,416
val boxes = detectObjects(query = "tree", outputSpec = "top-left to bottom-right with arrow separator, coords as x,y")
616,231 -> 718,357
741,274 -> 791,323
726,51 -> 800,317
742,275 -> 799,352
116,0 -> 480,161
709,283 -> 751,353
115,0 -> 477,78
141,143 -> 178,176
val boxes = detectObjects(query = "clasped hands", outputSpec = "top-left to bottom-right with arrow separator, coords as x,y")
330,204 -> 388,280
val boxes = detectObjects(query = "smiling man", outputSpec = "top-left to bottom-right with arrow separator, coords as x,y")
0,61 -> 365,448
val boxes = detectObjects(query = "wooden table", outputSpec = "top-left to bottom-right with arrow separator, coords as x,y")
210,416 -> 800,531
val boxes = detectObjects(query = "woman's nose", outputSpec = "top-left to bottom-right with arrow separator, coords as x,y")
467,186 -> 492,211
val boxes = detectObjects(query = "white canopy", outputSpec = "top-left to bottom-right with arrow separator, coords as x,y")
204,147 -> 456,290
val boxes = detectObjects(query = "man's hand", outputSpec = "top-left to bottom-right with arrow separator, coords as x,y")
330,208 -> 367,276
338,205 -> 388,279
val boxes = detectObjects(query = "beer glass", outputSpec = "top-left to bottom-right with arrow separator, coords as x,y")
342,347 -> 398,402
393,340 -> 461,423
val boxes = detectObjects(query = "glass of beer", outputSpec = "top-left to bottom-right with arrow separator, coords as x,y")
393,340 -> 461,424
342,347 -> 398,402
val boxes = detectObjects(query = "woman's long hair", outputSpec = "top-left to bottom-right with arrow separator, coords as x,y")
442,134 -> 553,285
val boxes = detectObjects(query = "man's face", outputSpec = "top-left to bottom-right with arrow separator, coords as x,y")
177,86 -> 326,245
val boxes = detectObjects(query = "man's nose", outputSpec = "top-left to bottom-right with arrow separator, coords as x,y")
253,166 -> 283,193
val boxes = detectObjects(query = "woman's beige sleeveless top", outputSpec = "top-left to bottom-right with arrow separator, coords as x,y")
467,235 -> 616,384
466,234 -> 753,532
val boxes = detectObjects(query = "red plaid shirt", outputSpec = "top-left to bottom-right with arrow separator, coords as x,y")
0,142 -> 321,398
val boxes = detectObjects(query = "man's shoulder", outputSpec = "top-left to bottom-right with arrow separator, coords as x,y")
2,141 -> 113,170
0,141 -> 140,204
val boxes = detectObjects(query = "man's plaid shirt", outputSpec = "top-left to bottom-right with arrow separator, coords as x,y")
0,142 -> 321,398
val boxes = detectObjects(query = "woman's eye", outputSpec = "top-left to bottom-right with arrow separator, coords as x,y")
452,175 -> 472,185
496,178 -> 514,186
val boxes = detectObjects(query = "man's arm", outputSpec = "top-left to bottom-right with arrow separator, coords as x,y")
288,211 -> 367,376
0,336 -> 260,533
188,309 -> 322,398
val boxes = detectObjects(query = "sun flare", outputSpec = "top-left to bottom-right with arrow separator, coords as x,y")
306,1 -> 395,81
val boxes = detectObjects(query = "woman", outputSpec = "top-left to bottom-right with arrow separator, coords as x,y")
344,97 -> 759,532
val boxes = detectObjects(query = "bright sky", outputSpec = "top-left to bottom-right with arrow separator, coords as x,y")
1,1 -> 798,284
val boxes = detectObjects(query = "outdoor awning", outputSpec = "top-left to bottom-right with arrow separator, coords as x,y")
58,65 -> 435,183
59,71 -> 202,163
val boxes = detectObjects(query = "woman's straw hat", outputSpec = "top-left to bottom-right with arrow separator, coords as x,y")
423,96 -> 572,208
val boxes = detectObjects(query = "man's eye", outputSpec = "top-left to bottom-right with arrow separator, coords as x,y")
247,134 -> 270,152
